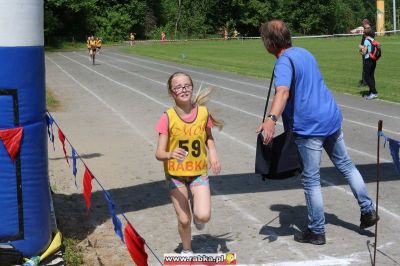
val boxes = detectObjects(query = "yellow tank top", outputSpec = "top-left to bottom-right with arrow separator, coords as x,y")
89,40 -> 97,49
164,105 -> 208,176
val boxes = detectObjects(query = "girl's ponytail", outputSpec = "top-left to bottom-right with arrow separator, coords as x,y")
194,87 -> 224,131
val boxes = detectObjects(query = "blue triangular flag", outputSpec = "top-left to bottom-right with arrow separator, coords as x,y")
104,191 -> 124,243
388,137 -> 400,174
45,114 -> 55,150
71,146 -> 78,187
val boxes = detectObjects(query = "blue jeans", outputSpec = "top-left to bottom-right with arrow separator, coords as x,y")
295,129 -> 374,234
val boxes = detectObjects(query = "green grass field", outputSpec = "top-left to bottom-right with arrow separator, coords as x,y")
121,35 -> 400,102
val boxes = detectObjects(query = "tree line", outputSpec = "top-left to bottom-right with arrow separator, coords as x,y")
44,0 -> 395,45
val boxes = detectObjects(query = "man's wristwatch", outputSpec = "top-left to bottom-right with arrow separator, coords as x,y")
267,114 -> 278,124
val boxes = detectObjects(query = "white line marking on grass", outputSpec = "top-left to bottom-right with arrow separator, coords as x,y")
46,56 -> 155,147
58,52 -> 398,220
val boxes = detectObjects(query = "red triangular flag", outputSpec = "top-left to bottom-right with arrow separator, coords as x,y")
57,128 -> 69,165
124,223 -> 148,266
0,127 -> 23,160
83,167 -> 94,209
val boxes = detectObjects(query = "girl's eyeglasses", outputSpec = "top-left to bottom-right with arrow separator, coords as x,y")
172,84 -> 193,93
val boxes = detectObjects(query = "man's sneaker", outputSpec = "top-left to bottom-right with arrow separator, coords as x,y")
294,229 -> 326,245
180,249 -> 193,256
365,93 -> 378,100
194,219 -> 205,231
360,210 -> 380,229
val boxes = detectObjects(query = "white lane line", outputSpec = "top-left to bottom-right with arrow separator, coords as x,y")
59,53 -> 169,108
45,56 -> 155,147
345,147 -> 390,163
58,53 -> 399,220
81,52 -> 267,100
108,51 -> 267,89
212,190 -> 307,259
263,257 -> 357,266
321,179 -> 400,220
263,238 -> 398,265
95,52 -> 400,135
339,104 -> 400,120
110,51 -> 400,121
49,53 -> 306,257
74,53 -> 281,126
344,118 -> 399,136
71,52 -> 393,162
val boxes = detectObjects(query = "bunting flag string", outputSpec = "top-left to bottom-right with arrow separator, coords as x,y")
388,138 -> 400,174
83,166 -> 94,210
0,127 -> 24,161
71,146 -> 78,188
45,114 -> 55,150
45,111 -> 159,265
125,222 -> 148,266
105,191 -> 124,243
57,128 -> 69,165
379,131 -> 400,174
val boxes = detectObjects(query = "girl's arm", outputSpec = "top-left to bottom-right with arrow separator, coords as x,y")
155,134 -> 187,161
206,128 -> 221,175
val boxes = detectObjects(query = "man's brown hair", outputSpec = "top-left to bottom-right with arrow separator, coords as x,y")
260,20 -> 292,54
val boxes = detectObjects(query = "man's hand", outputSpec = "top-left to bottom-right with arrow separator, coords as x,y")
256,118 -> 276,145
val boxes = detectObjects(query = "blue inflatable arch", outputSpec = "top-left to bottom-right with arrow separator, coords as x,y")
0,0 -> 52,257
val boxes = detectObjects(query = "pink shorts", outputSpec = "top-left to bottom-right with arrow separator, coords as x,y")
165,174 -> 209,191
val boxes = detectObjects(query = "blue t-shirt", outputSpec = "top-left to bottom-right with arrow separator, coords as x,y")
274,47 -> 342,136
363,38 -> 373,59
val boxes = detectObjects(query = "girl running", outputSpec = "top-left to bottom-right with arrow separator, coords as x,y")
155,72 -> 223,255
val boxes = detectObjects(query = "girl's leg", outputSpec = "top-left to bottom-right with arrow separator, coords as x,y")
191,176 -> 211,224
170,185 -> 192,251
363,59 -> 376,95
370,61 -> 377,94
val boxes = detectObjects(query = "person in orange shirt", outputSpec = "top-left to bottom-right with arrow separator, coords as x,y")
161,31 -> 166,43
